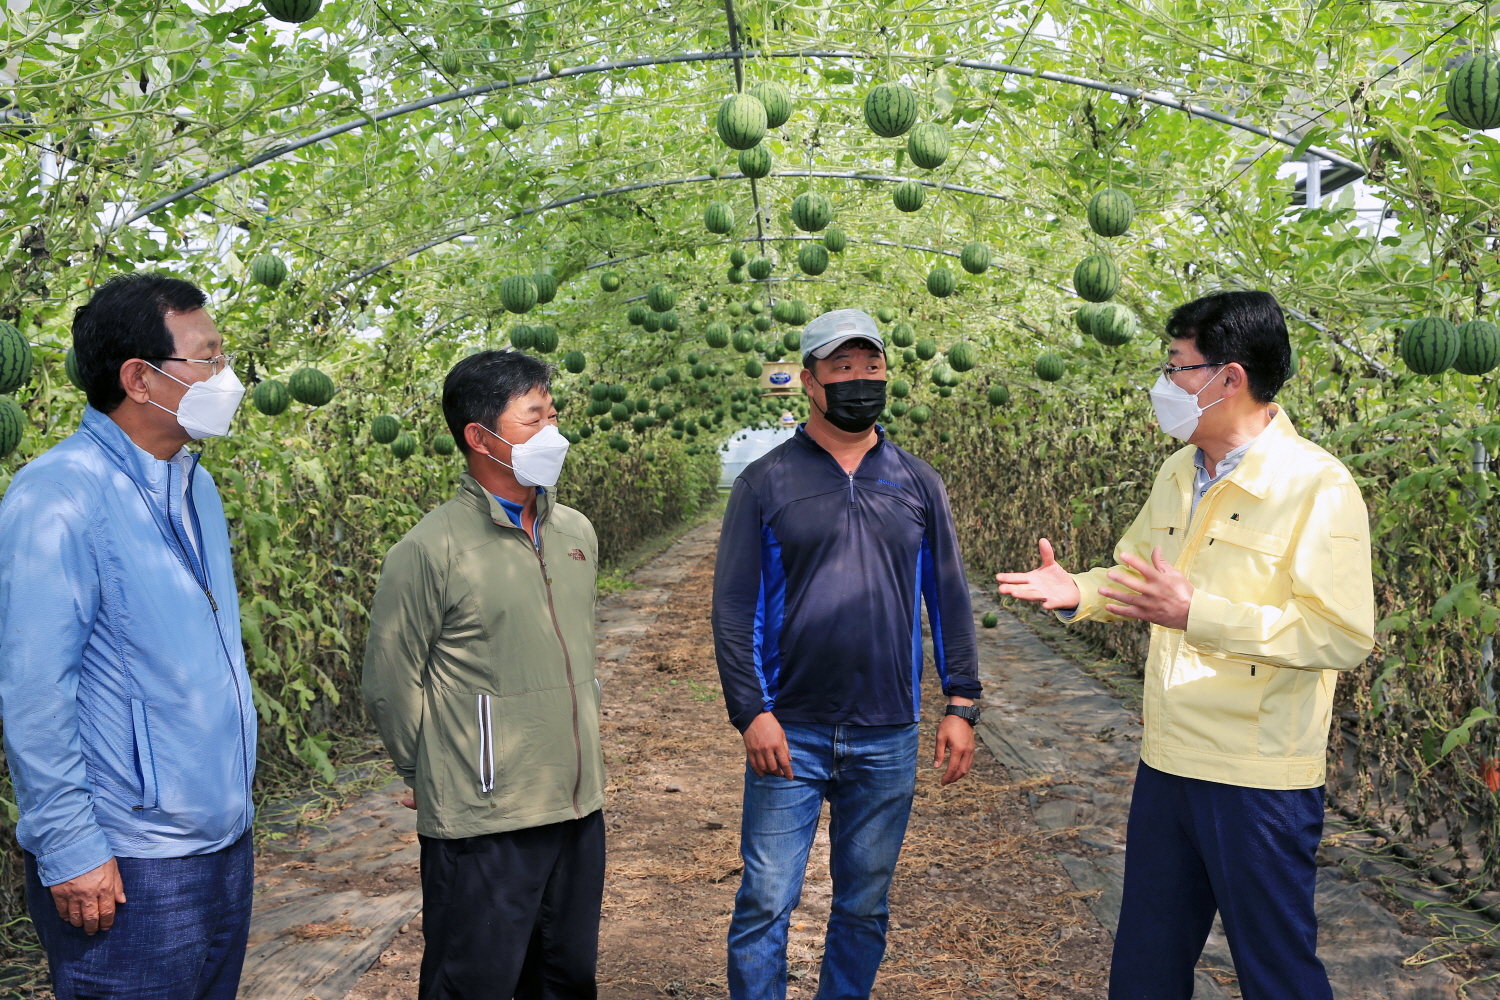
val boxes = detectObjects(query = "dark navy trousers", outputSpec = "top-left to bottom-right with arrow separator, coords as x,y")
25,831 -> 253,1000
1109,761 -> 1331,1000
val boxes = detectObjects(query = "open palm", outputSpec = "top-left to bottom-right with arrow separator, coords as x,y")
995,538 -> 1081,610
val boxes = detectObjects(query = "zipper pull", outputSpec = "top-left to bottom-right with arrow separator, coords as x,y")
206,589 -> 218,613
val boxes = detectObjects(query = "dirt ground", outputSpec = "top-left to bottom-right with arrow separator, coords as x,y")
344,521 -> 1113,1000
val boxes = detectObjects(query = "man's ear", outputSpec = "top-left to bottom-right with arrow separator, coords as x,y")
465,423 -> 495,455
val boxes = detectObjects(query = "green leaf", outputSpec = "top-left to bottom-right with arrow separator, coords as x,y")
1289,127 -> 1329,161
1441,707 -> 1497,757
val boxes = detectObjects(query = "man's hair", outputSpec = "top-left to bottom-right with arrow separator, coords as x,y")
1164,290 -> 1291,404
442,350 -> 553,455
802,336 -> 884,373
72,272 -> 209,413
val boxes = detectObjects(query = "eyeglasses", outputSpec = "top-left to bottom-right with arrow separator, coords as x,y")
145,354 -> 237,376
1159,361 -> 1225,376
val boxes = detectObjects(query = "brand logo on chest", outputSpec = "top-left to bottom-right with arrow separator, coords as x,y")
569,548 -> 587,561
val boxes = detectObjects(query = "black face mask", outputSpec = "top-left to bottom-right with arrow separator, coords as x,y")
813,377 -> 886,433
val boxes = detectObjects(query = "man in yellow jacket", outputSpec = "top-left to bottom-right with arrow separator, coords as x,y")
997,290 -> 1374,1000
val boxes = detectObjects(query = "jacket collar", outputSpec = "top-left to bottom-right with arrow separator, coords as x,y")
793,422 -> 887,461
1172,405 -> 1298,500
79,405 -> 188,496
458,472 -> 553,530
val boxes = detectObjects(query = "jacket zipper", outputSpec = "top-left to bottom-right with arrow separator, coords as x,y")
848,471 -> 855,508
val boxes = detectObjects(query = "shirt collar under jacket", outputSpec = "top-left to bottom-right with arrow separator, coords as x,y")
1187,407 -> 1277,521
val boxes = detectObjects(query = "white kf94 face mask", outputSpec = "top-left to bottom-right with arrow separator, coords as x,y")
479,423 -> 570,488
148,363 -> 246,440
1147,366 -> 1226,441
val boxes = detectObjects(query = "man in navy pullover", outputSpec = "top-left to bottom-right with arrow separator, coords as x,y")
712,309 -> 982,1000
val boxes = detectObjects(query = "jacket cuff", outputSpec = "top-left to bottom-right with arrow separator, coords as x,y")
34,827 -> 114,887
1185,589 -> 1232,653
943,677 -> 983,699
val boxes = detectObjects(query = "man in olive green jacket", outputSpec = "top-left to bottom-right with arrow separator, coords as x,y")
363,350 -> 605,1000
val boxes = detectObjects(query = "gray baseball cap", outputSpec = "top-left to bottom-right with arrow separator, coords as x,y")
800,309 -> 884,360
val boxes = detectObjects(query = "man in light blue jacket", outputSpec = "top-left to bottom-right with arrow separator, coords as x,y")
0,272 -> 256,1000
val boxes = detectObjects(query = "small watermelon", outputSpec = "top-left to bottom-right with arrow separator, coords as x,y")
0,395 -> 22,458
876,307 -> 897,324
65,347 -> 84,390
747,81 -> 794,128
441,50 -> 463,76
389,432 -> 417,460
892,181 -> 925,213
0,322 -> 32,394
927,267 -> 956,298
716,93 -> 768,150
610,402 -> 630,422
747,298 -> 764,314
599,271 -> 622,292
948,342 -> 979,372
1073,254 -> 1121,302
728,303 -> 744,317
704,202 -> 736,235
755,315 -> 774,333
1034,353 -> 1065,382
729,247 -> 748,268
641,312 -> 662,333
564,350 -> 586,373
727,267 -> 745,285
698,300 -> 710,313
902,348 -> 917,364
781,329 -> 800,351
1400,317 -> 1461,374
532,272 -> 558,305
1447,52 -> 1500,131
531,325 -> 559,353
931,364 -> 959,387
649,376 -> 668,392
666,367 -> 682,383
863,82 -> 918,138
500,275 -> 538,314
1455,320 -> 1500,375
791,192 -> 834,232
889,322 -> 915,348
738,144 -> 772,179
982,612 -> 999,628
748,257 -> 773,280
659,312 -> 680,333
608,384 -> 628,402
1092,303 -> 1137,347
250,253 -> 287,289
987,385 -> 1010,407
772,300 -> 797,323
656,403 -> 675,420
705,322 -> 731,349
371,414 -> 401,444
433,433 -> 457,456
907,123 -> 950,169
262,0 -> 320,23
823,227 -> 847,253
510,324 -> 534,350
648,284 -> 677,312
915,337 -> 938,361
733,330 -> 755,353
627,305 -> 647,326
908,404 -> 931,425
798,243 -> 829,276
1087,188 -> 1136,238
288,367 -> 336,406
1074,302 -> 1104,337
890,379 -> 911,398
252,379 -> 290,416
502,105 -> 525,130
960,242 -> 991,275
744,359 -> 763,378
891,400 -> 910,418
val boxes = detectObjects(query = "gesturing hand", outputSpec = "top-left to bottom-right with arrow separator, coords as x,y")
51,857 -> 126,935
995,538 -> 1081,610
1098,547 -> 1194,630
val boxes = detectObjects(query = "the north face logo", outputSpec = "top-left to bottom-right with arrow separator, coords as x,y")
569,548 -> 587,561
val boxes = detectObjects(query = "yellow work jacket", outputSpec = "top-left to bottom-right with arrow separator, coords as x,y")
1065,407 -> 1374,790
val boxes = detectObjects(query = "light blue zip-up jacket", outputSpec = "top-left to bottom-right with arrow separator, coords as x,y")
0,407 -> 256,886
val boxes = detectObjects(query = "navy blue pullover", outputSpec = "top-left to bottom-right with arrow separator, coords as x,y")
712,425 -> 981,732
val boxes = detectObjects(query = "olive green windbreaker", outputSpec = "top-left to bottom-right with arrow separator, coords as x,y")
362,473 -> 605,838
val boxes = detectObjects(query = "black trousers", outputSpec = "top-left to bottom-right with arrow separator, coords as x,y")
419,810 -> 605,1000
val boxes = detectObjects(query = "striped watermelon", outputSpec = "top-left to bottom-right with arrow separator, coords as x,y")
891,400 -> 910,418
1092,303 -> 1137,346
263,0 -> 320,23
960,242 -> 991,275
729,248 -> 748,268
716,93 -> 767,150
782,329 -> 800,351
748,256 -> 772,280
433,433 -> 457,456
727,267 -> 745,285
744,358 -> 763,378
698,300 -> 710,313
1447,53 -> 1500,131
931,364 -> 959,387
704,202 -> 735,234
510,324 -> 534,350
252,379 -> 290,416
627,305 -> 647,326
1074,302 -> 1104,337
1073,254 -> 1120,302
791,192 -> 834,232
733,330 -> 755,352
648,284 -> 677,312
500,275 -> 537,314
907,123 -> 950,169
641,312 -> 662,332
908,405 -> 930,425
755,315 -> 774,333
798,243 -> 829,276
987,385 -> 1010,406
564,350 -> 587,373
1035,353 -> 1065,382
389,432 -> 417,460
0,321 -> 32,394
599,271 -> 622,292
532,272 -> 558,305
747,81 -> 794,128
876,307 -> 896,324
892,181 -> 925,213
948,342 -> 978,372
1455,320 -> 1500,375
705,322 -> 731,348
915,337 -> 938,360
738,145 -> 772,179
823,227 -> 847,253
441,51 -> 463,76
65,347 -> 84,390
250,253 -> 287,289
727,303 -> 744,317
926,266 -> 955,298
502,105 -> 524,130
1087,189 -> 1135,237
890,379 -> 910,398
289,367 -> 335,406
864,82 -> 918,138
0,395 -> 22,458
532,325 -> 559,352
660,312 -> 679,332
371,415 -> 401,444
890,322 -> 915,348
1400,317 -> 1460,374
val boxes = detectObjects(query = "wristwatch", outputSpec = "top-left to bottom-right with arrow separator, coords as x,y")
944,704 -> 981,726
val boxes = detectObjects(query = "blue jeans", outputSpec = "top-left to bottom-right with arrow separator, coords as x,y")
1109,761 -> 1331,1000
25,831 -> 254,1000
728,722 -> 918,1000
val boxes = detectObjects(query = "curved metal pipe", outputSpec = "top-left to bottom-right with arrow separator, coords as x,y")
125,49 -> 1360,227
